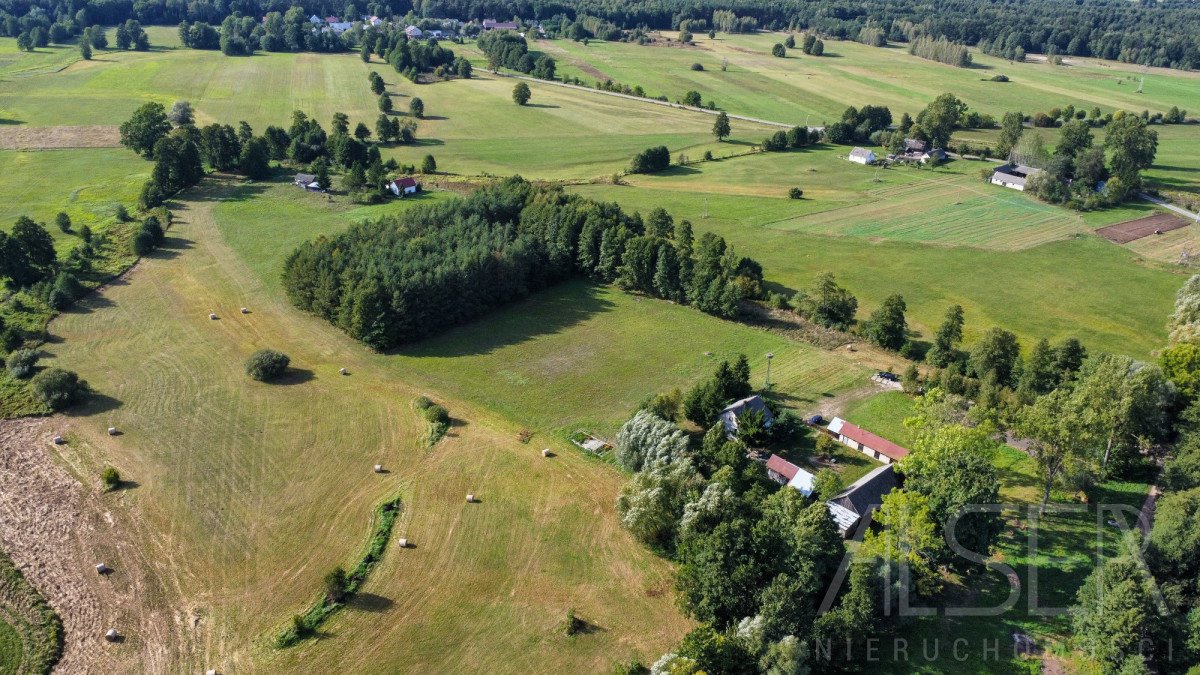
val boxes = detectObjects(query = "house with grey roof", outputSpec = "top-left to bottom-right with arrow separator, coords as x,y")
718,395 -> 774,439
991,164 -> 1042,191
824,464 -> 898,537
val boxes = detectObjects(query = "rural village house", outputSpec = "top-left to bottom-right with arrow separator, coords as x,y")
765,454 -> 817,497
848,147 -> 876,165
388,177 -> 419,196
826,417 -> 909,464
481,19 -> 519,31
991,164 -> 1042,191
293,173 -> 321,190
719,395 -> 774,439
825,464 -> 899,536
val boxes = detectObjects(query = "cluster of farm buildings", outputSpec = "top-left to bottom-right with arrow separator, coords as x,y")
718,395 -> 909,538
847,139 -> 1053,192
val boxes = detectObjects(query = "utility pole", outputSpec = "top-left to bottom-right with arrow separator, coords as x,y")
764,352 -> 774,390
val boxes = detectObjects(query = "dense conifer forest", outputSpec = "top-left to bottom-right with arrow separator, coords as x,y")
281,178 -> 764,349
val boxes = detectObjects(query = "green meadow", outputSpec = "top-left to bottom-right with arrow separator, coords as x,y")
536,32 -> 1200,126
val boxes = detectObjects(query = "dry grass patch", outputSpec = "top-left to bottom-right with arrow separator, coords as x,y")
0,125 -> 120,150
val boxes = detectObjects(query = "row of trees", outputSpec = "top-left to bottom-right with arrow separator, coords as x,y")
907,35 -> 971,67
282,178 -> 765,348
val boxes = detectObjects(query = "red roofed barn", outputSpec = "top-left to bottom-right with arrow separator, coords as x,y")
826,417 -> 909,464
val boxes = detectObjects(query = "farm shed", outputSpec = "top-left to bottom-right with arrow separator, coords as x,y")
848,147 -> 876,165
388,176 -> 419,196
482,19 -> 518,30
718,395 -> 774,439
293,173 -> 320,190
825,464 -> 899,536
990,164 -> 1041,191
765,454 -> 817,497
826,417 -> 909,464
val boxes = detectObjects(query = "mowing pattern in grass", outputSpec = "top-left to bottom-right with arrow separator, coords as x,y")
539,33 -> 1200,130
45,185 -> 693,671
0,548 -> 62,675
276,496 -> 401,648
571,181 -> 1183,359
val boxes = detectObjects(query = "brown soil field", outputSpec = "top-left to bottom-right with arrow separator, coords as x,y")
1096,212 -> 1189,243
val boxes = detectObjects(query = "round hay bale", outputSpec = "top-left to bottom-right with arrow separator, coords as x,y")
52,436 -> 65,445
209,313 -> 218,320
105,628 -> 118,641
542,448 -> 551,457
95,563 -> 110,574
240,307 -> 249,314
398,538 -> 408,548
107,427 -> 119,436
466,493 -> 475,503
340,368 -> 349,375
374,464 -> 383,473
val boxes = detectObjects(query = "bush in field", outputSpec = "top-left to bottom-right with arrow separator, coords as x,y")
101,466 -> 121,491
789,187 -> 804,199
30,368 -> 87,410
245,349 -> 290,381
7,349 -> 39,379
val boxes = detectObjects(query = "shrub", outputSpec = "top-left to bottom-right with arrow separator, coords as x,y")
771,43 -> 786,57
990,74 -> 1010,82
101,466 -> 121,491
324,567 -> 349,603
629,146 -> 670,173
55,212 -> 71,233
564,607 -> 583,636
142,216 -> 165,245
422,403 -> 450,426
413,395 -> 433,410
788,187 -> 804,199
115,204 -> 130,221
244,349 -> 290,381
6,349 -> 39,378
29,367 -> 87,410
79,224 -> 93,243
131,230 -> 156,256
421,154 -> 437,173
690,62 -> 704,71
703,150 -> 713,160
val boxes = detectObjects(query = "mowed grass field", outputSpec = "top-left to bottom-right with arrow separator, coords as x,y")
46,179 -> 773,671
212,178 -> 873,436
536,31 -> 1200,127
0,32 -> 777,180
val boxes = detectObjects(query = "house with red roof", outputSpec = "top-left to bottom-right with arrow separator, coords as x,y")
388,176 -> 419,196
826,417 -> 909,464
764,454 -> 816,497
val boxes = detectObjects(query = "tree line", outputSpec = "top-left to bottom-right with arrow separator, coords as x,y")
281,177 -> 765,349
5,0 -> 1200,69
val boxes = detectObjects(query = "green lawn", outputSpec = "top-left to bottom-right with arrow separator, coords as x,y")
841,391 -> 917,448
